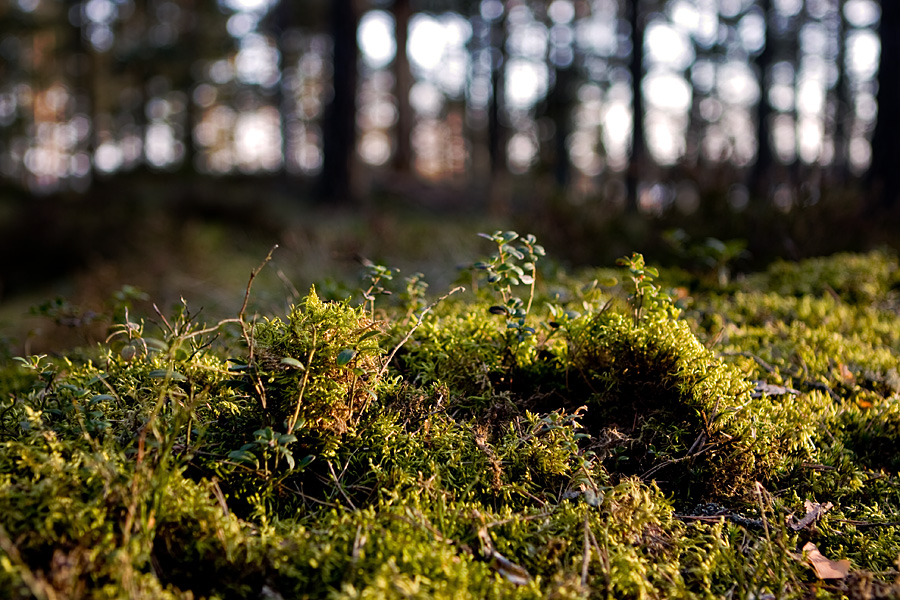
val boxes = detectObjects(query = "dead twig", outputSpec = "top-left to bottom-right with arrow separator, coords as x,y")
581,512 -> 592,587
640,436 -> 719,481
327,460 -> 356,509
376,286 -> 465,382
832,519 -> 900,528
721,351 -> 777,374
239,244 -> 278,324
804,380 -> 842,402
237,245 -> 278,410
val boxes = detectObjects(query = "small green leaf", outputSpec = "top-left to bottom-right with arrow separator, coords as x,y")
280,357 -> 305,370
60,384 -> 88,396
336,349 -> 357,366
142,337 -> 169,351
489,306 -> 509,315
228,450 -> 257,465
148,369 -> 187,381
358,329 -> 380,342
254,427 -> 275,441
89,394 -> 115,405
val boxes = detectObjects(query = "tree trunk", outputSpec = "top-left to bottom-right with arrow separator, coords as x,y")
487,12 -> 508,214
546,64 -> 573,189
626,0 -> 644,213
319,0 -> 359,204
832,0 -> 850,182
751,0 -> 774,199
392,0 -> 413,175
868,0 -> 900,210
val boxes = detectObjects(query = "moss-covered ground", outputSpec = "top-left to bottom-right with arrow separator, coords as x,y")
2,235 -> 900,599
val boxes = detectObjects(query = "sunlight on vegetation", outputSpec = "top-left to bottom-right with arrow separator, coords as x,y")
1,236 -> 899,598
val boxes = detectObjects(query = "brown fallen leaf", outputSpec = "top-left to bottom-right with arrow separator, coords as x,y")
801,542 -> 851,579
838,363 -> 856,384
789,500 -> 833,531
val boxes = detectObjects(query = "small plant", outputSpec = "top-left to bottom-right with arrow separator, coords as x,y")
360,260 -> 399,320
617,252 -> 678,324
249,288 -> 383,436
664,229 -> 748,286
474,231 -> 545,343
400,272 -> 429,324
227,426 -> 313,475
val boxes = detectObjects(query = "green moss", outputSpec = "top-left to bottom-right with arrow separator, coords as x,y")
745,250 -> 900,304
250,287 -> 384,436
3,244 -> 900,598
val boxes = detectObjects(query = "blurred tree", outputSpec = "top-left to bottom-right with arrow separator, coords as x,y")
831,0 -> 851,182
751,0 -> 774,199
869,0 -> 899,210
487,4 -> 508,213
544,60 -> 573,189
392,0 -> 413,174
319,0 -> 360,204
0,0 -> 892,218
626,0 -> 645,212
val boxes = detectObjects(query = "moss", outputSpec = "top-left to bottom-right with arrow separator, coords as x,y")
744,250 -> 900,305
250,287 -> 383,436
3,245 -> 900,598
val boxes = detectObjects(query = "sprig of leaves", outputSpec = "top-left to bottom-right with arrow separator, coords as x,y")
474,231 -> 545,342
617,252 -> 678,324
360,261 -> 399,320
227,426 -> 313,475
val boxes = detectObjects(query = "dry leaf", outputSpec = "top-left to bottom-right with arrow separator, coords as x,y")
802,542 -> 850,579
839,363 -> 856,384
789,500 -> 833,531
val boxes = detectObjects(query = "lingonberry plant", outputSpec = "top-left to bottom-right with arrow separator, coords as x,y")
474,231 -> 546,343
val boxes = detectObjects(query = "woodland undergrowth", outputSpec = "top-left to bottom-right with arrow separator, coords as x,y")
1,234 -> 900,599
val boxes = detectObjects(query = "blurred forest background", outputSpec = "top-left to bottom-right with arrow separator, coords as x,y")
1,0 -> 899,350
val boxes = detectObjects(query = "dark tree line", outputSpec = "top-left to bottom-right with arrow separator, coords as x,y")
0,0 -> 897,211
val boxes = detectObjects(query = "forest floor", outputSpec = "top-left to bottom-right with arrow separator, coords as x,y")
1,226 -> 899,598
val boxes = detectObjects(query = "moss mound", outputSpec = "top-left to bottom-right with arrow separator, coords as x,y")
2,240 -> 900,599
